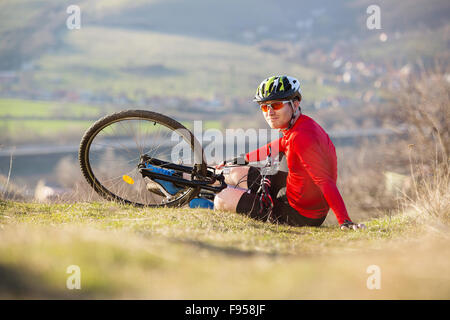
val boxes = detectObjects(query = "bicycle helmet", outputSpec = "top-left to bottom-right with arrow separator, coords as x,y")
254,75 -> 302,131
254,75 -> 302,103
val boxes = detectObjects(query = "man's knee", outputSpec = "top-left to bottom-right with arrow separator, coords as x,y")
214,187 -> 244,212
225,166 -> 250,187
214,191 -> 226,210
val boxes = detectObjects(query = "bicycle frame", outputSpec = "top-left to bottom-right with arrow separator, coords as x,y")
139,148 -> 275,219
138,155 -> 228,193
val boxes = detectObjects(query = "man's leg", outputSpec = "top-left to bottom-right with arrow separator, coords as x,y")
215,188 -> 272,222
214,187 -> 247,212
214,166 -> 252,212
215,165 -> 286,220
223,166 -> 250,189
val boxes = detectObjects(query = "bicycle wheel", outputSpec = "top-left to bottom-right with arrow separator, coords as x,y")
79,109 -> 206,207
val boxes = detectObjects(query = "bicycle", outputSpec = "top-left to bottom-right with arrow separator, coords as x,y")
78,109 -> 274,215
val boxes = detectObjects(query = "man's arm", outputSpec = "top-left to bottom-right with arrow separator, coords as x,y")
215,138 -> 284,169
245,137 -> 284,163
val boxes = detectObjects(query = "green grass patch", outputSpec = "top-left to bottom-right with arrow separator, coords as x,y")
0,119 -> 92,143
0,113 -> 222,144
0,98 -> 103,119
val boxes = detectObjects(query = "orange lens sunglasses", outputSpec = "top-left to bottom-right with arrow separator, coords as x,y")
259,101 -> 291,112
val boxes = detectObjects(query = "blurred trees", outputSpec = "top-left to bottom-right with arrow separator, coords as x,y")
382,63 -> 449,165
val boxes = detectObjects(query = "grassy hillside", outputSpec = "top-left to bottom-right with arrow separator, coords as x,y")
0,200 -> 448,299
32,26 -> 335,100
1,0 -> 341,101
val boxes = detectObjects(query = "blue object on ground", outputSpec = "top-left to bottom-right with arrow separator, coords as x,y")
189,198 -> 214,209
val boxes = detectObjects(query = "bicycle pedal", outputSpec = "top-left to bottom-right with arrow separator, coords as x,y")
146,181 -> 166,197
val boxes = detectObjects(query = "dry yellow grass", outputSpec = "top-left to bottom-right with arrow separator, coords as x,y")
0,198 -> 448,299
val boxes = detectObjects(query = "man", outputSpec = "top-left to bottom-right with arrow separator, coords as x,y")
214,75 -> 365,230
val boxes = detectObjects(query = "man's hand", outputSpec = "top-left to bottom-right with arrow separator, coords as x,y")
215,155 -> 249,171
340,220 -> 367,230
215,162 -> 226,171
215,161 -> 232,173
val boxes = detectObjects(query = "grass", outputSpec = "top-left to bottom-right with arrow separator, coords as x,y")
0,200 -> 448,299
0,119 -> 92,144
0,98 -> 103,118
0,98 -> 110,144
0,112 -> 222,145
0,96 -> 223,144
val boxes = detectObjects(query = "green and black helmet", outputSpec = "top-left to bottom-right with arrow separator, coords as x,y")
254,75 -> 302,103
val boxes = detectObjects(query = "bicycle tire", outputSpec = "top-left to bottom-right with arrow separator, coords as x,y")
79,109 -> 206,207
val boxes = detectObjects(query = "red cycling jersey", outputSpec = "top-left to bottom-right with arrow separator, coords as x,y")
245,114 -> 351,225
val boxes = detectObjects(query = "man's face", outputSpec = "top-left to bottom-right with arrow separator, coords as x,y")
261,100 -> 299,129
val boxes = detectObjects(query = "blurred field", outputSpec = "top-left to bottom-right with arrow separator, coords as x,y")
0,98 -> 223,144
33,26 -> 336,100
0,99 -> 103,118
0,119 -> 222,144
0,119 -> 92,143
0,98 -> 100,144
0,200 -> 448,299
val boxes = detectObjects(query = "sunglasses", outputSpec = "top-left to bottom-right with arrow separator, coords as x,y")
259,100 -> 291,112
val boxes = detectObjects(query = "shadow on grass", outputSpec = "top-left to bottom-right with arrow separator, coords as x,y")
244,219 -> 332,235
0,264 -> 103,299
0,264 -> 68,299
173,238 -> 290,258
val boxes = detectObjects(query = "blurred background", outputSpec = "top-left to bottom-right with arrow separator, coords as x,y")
0,0 -> 448,223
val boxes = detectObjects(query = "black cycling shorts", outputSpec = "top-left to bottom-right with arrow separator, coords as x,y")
235,166 -> 326,227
